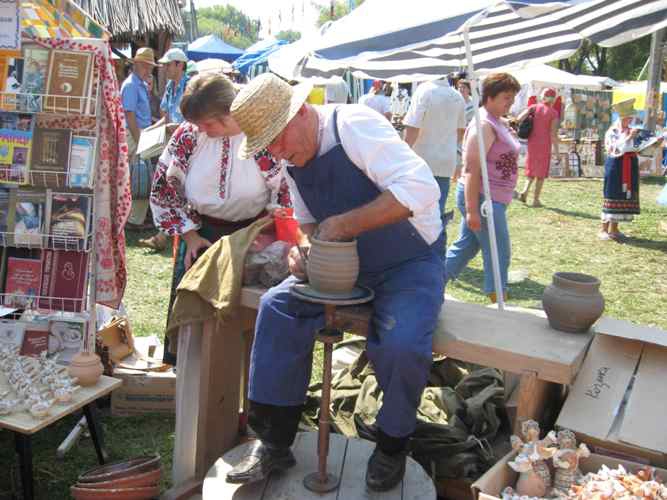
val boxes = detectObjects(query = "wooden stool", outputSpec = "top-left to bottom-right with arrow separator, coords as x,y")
202,432 -> 436,499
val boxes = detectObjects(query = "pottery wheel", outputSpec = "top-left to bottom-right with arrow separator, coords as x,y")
290,283 -> 374,306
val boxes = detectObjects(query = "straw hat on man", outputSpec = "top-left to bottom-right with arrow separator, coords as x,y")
227,73 -> 445,492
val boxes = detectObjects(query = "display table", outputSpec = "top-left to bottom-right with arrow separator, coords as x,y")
202,431 -> 435,500
165,287 -> 593,499
0,375 -> 121,500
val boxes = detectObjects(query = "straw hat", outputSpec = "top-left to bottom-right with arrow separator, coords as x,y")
231,73 -> 313,159
132,47 -> 157,66
612,98 -> 636,118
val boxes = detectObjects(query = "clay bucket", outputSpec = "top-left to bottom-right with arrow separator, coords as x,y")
542,272 -> 604,333
68,352 -> 104,387
307,237 -> 359,293
78,468 -> 161,489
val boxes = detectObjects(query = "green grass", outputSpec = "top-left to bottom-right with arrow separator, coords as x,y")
444,175 -> 667,329
1,175 -> 666,499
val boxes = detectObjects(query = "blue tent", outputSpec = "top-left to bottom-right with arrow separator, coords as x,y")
187,34 -> 243,63
232,38 -> 289,76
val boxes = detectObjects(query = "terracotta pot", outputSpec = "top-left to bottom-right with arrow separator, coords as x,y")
78,455 -> 161,484
80,468 -> 161,489
68,352 -> 104,386
307,237 -> 359,293
542,272 -> 604,333
70,484 -> 160,500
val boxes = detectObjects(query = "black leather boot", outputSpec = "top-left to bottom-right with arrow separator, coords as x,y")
365,429 -> 408,492
226,401 -> 302,484
226,440 -> 296,484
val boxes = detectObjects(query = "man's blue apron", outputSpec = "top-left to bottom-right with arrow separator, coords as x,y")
248,108 -> 445,437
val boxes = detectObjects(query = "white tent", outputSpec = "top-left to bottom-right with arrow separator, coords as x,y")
509,63 -> 612,91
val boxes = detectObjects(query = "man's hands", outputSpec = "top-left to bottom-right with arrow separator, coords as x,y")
183,230 -> 212,270
315,215 -> 351,242
288,245 -> 308,280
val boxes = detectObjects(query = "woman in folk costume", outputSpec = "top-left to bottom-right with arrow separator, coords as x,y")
516,87 -> 560,207
598,98 -> 645,241
149,73 -> 291,364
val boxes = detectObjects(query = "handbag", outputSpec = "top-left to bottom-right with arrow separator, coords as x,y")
517,107 -> 535,140
130,158 -> 155,200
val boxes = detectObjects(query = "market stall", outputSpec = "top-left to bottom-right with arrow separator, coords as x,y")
0,1 -> 132,498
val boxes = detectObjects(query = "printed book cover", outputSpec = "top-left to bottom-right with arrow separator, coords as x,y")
20,45 -> 50,112
49,192 -> 91,250
45,49 -> 92,114
4,256 -> 42,308
68,135 -> 96,188
39,250 -> 88,312
9,189 -> 47,246
31,127 -> 71,187
0,112 -> 35,184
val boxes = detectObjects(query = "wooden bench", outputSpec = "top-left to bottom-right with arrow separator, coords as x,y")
164,286 -> 592,500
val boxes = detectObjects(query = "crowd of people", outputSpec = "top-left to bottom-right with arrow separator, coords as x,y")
113,46 -> 663,490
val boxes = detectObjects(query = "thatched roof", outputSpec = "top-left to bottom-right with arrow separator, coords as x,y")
72,0 -> 185,41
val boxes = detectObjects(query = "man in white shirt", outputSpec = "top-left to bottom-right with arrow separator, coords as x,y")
404,78 -> 466,239
226,74 -> 444,492
359,80 -> 392,120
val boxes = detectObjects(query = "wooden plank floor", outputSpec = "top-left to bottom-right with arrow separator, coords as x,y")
202,432 -> 436,499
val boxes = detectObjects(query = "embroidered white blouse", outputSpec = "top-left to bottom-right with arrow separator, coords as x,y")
150,122 -> 291,235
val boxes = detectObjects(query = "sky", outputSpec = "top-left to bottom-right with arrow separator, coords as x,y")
192,0 -> 330,38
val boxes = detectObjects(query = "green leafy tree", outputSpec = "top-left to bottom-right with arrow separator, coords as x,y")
315,0 -> 364,27
197,5 -> 259,49
276,30 -> 302,43
557,37 -> 651,80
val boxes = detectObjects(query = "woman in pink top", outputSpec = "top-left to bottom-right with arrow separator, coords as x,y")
517,88 -> 560,207
445,73 -> 521,302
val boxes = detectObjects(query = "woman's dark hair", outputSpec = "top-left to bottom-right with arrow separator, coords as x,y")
481,73 -> 520,104
458,80 -> 471,93
180,73 -> 237,123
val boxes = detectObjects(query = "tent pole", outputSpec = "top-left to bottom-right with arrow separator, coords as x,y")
463,26 -> 505,310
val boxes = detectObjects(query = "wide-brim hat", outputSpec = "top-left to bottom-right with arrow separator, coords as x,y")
231,73 -> 313,159
158,48 -> 188,64
612,97 -> 636,118
132,47 -> 157,66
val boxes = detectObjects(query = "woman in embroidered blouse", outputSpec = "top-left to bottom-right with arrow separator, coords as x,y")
598,98 -> 653,241
150,73 -> 290,364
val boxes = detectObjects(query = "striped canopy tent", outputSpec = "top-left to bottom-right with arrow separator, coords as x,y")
300,0 -> 667,81
20,0 -> 109,40
297,0 -> 667,307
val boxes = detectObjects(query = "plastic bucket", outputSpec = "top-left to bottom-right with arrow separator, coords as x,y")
274,208 -> 299,246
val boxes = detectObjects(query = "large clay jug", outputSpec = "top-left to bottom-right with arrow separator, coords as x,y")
542,272 -> 604,333
68,352 -> 104,386
307,237 -> 359,293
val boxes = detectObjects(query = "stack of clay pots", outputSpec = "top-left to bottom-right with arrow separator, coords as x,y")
70,455 -> 161,500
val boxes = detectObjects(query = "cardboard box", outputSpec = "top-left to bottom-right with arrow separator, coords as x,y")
111,366 -> 176,416
472,451 -> 667,500
555,318 -> 667,467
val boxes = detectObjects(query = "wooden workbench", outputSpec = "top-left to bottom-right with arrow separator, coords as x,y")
165,287 -> 592,500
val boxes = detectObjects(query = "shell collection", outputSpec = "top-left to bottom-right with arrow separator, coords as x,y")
503,422 -> 667,500
0,345 -> 80,419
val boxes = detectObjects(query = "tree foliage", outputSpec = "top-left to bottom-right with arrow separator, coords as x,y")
315,0 -> 365,27
276,30 -> 302,43
197,5 -> 259,49
557,37 -> 652,81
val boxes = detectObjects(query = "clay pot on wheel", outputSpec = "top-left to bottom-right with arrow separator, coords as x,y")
307,237 -> 359,293
68,352 -> 104,386
542,272 -> 604,333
